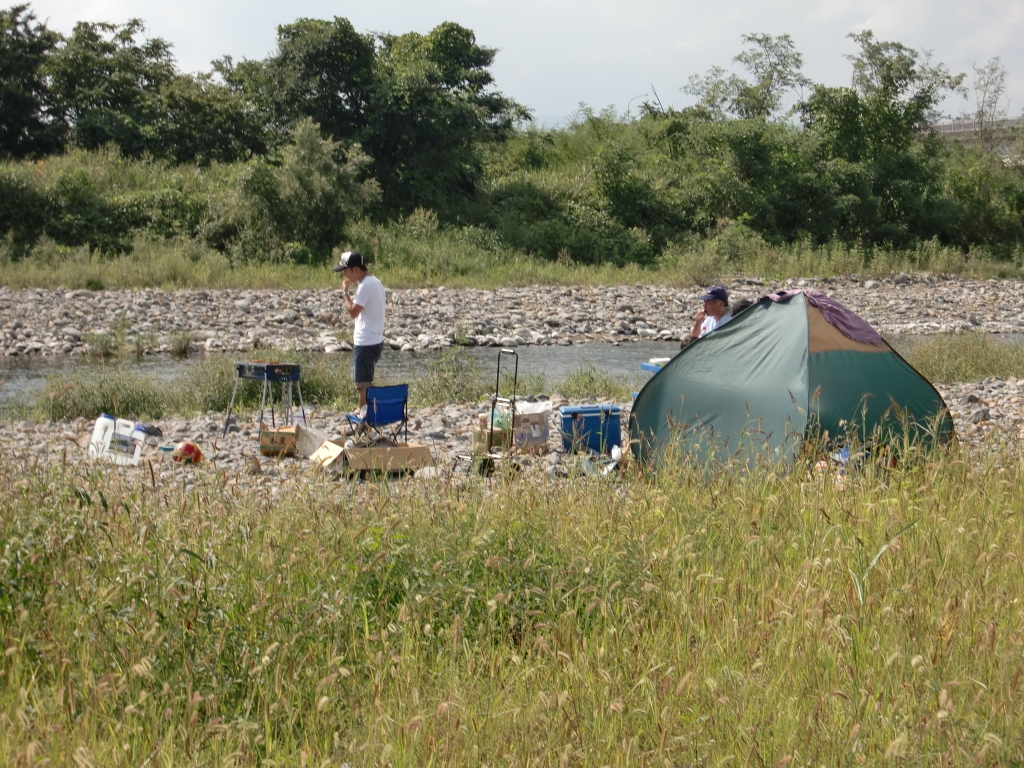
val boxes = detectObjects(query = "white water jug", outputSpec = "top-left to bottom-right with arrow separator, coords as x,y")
107,418 -> 143,466
88,414 -> 116,459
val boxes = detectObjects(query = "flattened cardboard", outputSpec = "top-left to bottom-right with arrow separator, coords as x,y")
309,439 -> 347,472
344,443 -> 434,472
296,425 -> 331,458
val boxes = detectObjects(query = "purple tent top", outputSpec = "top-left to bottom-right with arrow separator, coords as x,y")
765,290 -> 884,346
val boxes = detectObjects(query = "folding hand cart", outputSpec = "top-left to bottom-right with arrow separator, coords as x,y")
486,348 -> 519,453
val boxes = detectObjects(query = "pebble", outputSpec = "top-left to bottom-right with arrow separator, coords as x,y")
2,275 -> 1024,357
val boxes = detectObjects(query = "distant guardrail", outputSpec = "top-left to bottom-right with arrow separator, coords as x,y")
932,117 -> 1023,135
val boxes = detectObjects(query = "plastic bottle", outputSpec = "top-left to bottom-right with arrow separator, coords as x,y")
107,418 -> 143,466
491,409 -> 510,430
88,414 -> 116,459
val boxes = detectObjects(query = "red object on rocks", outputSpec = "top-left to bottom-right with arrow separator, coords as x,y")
173,441 -> 204,464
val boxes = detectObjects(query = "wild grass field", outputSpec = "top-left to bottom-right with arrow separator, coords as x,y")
1,440 -> 1022,766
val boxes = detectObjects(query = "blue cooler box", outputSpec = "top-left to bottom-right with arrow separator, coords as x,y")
559,405 -> 621,454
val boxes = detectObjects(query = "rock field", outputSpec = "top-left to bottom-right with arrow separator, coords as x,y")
1,274 -> 1022,489
3,373 -> 1022,494
2,274 -> 1024,357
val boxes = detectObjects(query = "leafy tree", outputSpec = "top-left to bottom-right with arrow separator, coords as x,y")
365,22 -> 530,218
150,74 -> 268,164
45,19 -> 177,155
0,4 -> 62,158
684,33 -> 808,120
219,17 -> 375,148
242,118 -> 379,261
731,33 -> 810,119
798,31 -> 965,246
223,18 -> 526,219
962,56 -> 1009,151
845,31 -> 964,119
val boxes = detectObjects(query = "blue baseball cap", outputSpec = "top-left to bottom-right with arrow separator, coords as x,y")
698,285 -> 729,302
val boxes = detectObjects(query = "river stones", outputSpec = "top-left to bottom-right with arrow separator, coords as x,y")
0,375 -> 1020,495
2,275 -> 1024,358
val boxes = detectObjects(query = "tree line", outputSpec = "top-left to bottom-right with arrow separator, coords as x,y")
1,3 -> 1022,268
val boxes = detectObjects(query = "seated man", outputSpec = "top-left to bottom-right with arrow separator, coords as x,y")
689,285 -> 732,341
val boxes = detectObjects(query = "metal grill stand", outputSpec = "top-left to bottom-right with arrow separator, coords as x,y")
223,362 -> 306,437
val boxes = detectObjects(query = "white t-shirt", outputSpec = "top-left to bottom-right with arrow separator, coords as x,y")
699,313 -> 731,338
352,274 -> 386,346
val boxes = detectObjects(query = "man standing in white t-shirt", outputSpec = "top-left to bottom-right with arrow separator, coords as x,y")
333,251 -> 386,412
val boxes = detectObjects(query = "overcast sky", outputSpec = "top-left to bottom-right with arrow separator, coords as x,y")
26,0 -> 1024,125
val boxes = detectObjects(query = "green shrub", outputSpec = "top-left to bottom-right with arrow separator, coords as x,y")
412,347 -> 489,406
0,169 -> 48,256
556,362 -> 633,401
35,367 -> 165,421
166,357 -> 251,414
168,330 -> 194,358
906,332 -> 1024,383
83,330 -> 120,358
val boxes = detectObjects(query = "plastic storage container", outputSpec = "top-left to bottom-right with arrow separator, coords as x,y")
107,418 -> 143,466
88,414 -> 116,459
559,405 -> 621,454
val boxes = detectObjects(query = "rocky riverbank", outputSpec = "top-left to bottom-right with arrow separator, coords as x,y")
3,274 -> 1024,357
4,375 -> 1022,494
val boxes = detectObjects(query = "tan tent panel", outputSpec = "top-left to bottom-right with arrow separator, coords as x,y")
807,305 -> 887,354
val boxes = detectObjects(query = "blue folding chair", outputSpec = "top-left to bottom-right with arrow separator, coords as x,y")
346,384 -> 409,444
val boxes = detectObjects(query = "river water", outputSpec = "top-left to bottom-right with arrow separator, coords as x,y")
0,341 -> 685,405
3,334 -> 1022,407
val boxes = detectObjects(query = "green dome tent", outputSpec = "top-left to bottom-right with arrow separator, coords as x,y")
629,290 -> 954,467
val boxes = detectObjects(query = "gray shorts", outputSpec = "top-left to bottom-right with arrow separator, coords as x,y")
353,343 -> 384,387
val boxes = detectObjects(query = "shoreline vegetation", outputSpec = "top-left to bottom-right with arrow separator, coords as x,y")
0,334 -> 1022,423
3,235 -> 1024,292
3,17 -> 1024,292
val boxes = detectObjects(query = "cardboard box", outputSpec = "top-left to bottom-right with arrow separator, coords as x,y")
295,425 -> 331,458
514,411 -> 549,453
344,443 -> 434,472
473,426 -> 511,453
310,439 -> 346,471
474,411 -> 550,455
259,425 -> 298,457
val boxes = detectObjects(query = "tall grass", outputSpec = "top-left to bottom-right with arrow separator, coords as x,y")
906,332 -> 1024,383
4,219 -> 1023,292
1,442 -> 1022,764
34,366 -> 167,421
410,347 -> 491,407
556,361 -> 639,401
